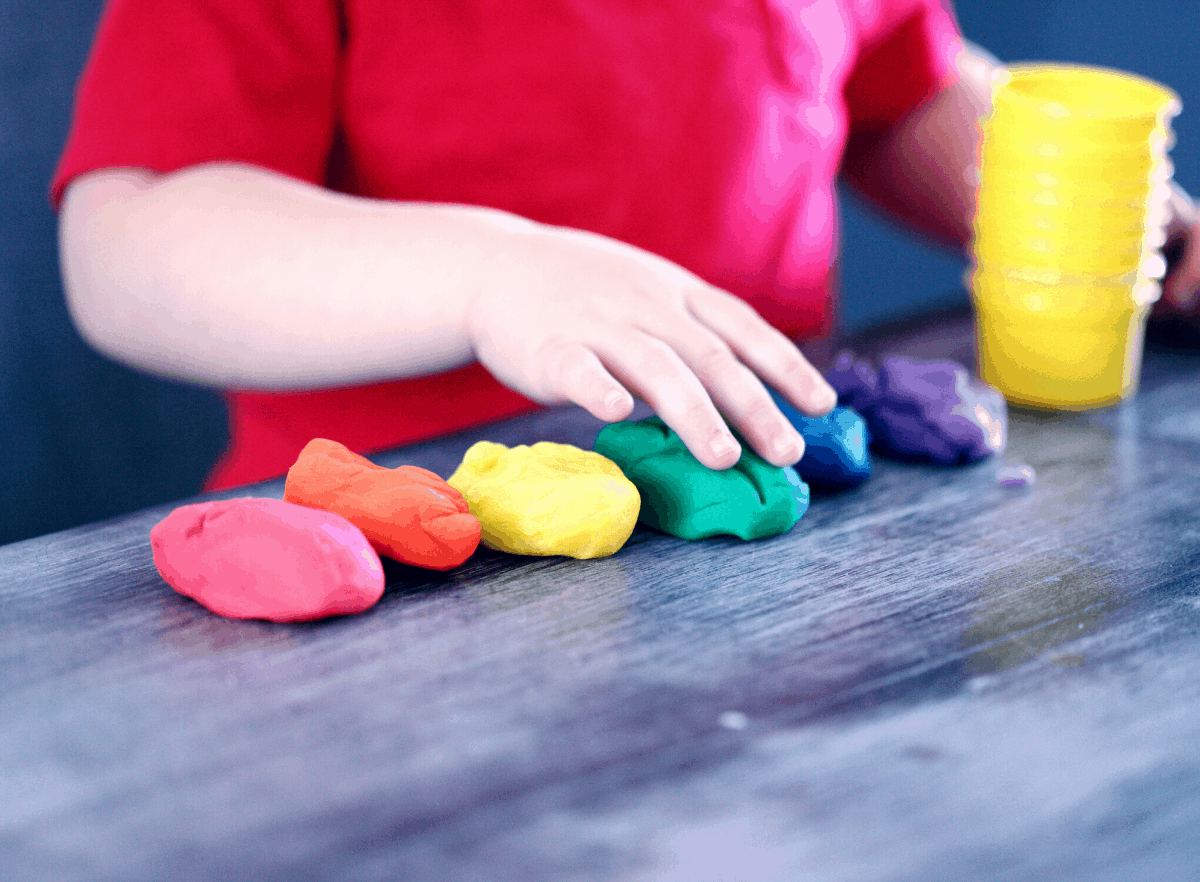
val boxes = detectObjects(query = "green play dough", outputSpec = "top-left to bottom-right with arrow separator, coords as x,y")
593,417 -> 810,541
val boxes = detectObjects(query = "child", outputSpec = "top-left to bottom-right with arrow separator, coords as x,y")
53,0 -> 1199,491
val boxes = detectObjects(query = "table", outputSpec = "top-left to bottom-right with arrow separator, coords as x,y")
4,312 -> 1200,882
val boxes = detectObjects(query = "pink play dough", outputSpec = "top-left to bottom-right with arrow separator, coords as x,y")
150,498 -> 385,622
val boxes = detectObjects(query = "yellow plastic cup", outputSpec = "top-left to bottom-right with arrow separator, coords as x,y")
970,63 -> 1179,409
976,175 -> 1168,219
978,167 -> 1163,205
982,157 -> 1174,192
987,64 -> 1181,145
973,190 -> 1171,242
973,174 -> 1172,270
975,186 -> 1152,230
979,141 -> 1167,195
981,128 -> 1171,164
976,187 -> 1153,224
971,268 -> 1157,409
979,145 -> 1170,195
976,215 -> 1150,246
972,265 -> 1161,309
973,236 -> 1148,278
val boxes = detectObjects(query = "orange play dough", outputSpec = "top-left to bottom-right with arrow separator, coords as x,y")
284,439 -> 481,570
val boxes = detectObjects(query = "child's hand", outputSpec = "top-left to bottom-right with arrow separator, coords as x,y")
60,163 -> 835,472
1161,183 -> 1200,312
465,223 -> 838,471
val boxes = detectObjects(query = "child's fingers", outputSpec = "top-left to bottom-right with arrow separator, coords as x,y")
591,331 -> 744,470
687,286 -> 837,415
637,311 -> 805,467
1163,245 -> 1200,311
1162,185 -> 1200,311
539,341 -> 635,421
1162,236 -> 1200,311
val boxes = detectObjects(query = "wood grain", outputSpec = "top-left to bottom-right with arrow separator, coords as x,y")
3,315 -> 1200,882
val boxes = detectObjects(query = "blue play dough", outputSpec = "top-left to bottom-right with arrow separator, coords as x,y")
770,392 -> 872,490
782,466 -> 813,510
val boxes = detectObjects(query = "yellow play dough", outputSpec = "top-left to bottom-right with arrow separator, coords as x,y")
447,441 -> 640,559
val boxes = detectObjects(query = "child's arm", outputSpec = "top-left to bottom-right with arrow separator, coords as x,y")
840,44 -> 996,250
60,163 -> 836,472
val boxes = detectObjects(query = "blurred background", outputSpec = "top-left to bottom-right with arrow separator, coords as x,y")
2,0 -> 1198,545
839,0 -> 1200,330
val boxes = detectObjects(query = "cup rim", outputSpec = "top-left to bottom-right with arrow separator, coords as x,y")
991,63 -> 1182,124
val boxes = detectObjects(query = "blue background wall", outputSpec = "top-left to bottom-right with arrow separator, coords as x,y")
838,0 -> 1200,333
2,0 -> 1198,543
1,0 -> 227,545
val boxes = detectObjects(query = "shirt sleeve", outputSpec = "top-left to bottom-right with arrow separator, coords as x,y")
843,0 -> 964,133
51,0 -> 342,206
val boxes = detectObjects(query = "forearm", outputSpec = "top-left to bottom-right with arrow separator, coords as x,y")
59,163 -> 536,389
59,160 -> 842,474
841,45 -> 998,250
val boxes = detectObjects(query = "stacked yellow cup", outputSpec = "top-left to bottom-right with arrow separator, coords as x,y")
971,63 -> 1182,410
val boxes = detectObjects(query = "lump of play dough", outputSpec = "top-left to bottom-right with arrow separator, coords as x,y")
996,464 -> 1036,487
150,498 -> 385,622
825,350 -> 881,413
446,441 -> 640,558
284,439 -> 480,571
593,417 -> 809,541
769,393 -> 871,490
827,351 -> 1007,465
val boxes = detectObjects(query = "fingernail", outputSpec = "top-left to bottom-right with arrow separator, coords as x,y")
710,434 -> 740,462
604,390 -> 627,414
773,432 -> 802,461
1167,284 -> 1196,310
817,384 -> 838,410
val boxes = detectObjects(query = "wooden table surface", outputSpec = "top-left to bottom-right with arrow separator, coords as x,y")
4,313 -> 1200,882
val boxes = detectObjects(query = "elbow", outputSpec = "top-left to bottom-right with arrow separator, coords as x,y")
58,201 -> 122,359
57,170 -> 160,364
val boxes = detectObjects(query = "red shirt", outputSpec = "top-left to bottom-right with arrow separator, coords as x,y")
54,0 -> 961,489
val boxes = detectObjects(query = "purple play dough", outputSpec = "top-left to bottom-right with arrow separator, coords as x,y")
827,351 -> 1007,465
996,464 -> 1036,487
826,351 -> 881,413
